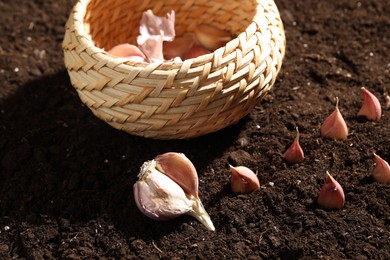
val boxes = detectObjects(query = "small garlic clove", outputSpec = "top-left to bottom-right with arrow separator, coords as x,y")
372,153 -> 390,184
194,24 -> 232,51
317,171 -> 345,210
320,97 -> 348,140
230,165 -> 260,194
156,152 -> 199,198
107,43 -> 146,61
182,45 -> 211,60
357,87 -> 382,121
283,127 -> 304,163
134,159 -> 215,231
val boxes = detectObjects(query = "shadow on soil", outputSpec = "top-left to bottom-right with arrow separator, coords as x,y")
0,71 -> 248,240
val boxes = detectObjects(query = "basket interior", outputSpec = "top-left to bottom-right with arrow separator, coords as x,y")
84,0 -> 257,51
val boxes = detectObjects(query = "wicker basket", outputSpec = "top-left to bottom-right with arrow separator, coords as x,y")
62,0 -> 285,139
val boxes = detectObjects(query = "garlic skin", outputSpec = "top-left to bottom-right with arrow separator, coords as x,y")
137,10 -> 176,62
317,172 -> 345,210
134,157 -> 215,231
230,165 -> 260,194
358,87 -> 382,121
283,127 -> 304,163
320,97 -> 348,140
372,153 -> 390,184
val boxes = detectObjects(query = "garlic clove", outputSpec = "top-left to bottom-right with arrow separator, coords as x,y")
107,43 -> 146,61
357,87 -> 382,121
372,153 -> 390,184
283,127 -> 304,163
194,24 -> 232,51
320,97 -> 348,140
163,35 -> 194,60
317,171 -> 345,210
183,45 -> 211,60
230,165 -> 260,194
156,152 -> 199,198
134,159 -> 215,231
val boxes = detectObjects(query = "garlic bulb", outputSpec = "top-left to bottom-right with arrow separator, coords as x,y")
133,153 -> 215,231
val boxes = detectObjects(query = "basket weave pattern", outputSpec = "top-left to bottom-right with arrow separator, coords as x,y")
62,0 -> 285,139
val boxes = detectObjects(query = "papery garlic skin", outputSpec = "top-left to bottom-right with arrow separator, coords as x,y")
358,87 -> 382,121
317,172 -> 345,210
320,97 -> 348,140
372,153 -> 390,184
283,127 -> 304,163
134,158 -> 215,231
230,165 -> 260,194
137,10 -> 176,62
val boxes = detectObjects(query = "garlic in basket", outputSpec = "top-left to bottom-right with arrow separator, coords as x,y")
133,152 -> 215,231
163,35 -> 194,60
137,9 -> 176,62
194,24 -> 232,51
107,43 -> 146,62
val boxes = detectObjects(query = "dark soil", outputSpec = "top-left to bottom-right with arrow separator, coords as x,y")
1,0 -> 389,259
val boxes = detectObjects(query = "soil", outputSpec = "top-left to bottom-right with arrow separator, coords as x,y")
1,0 -> 389,259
